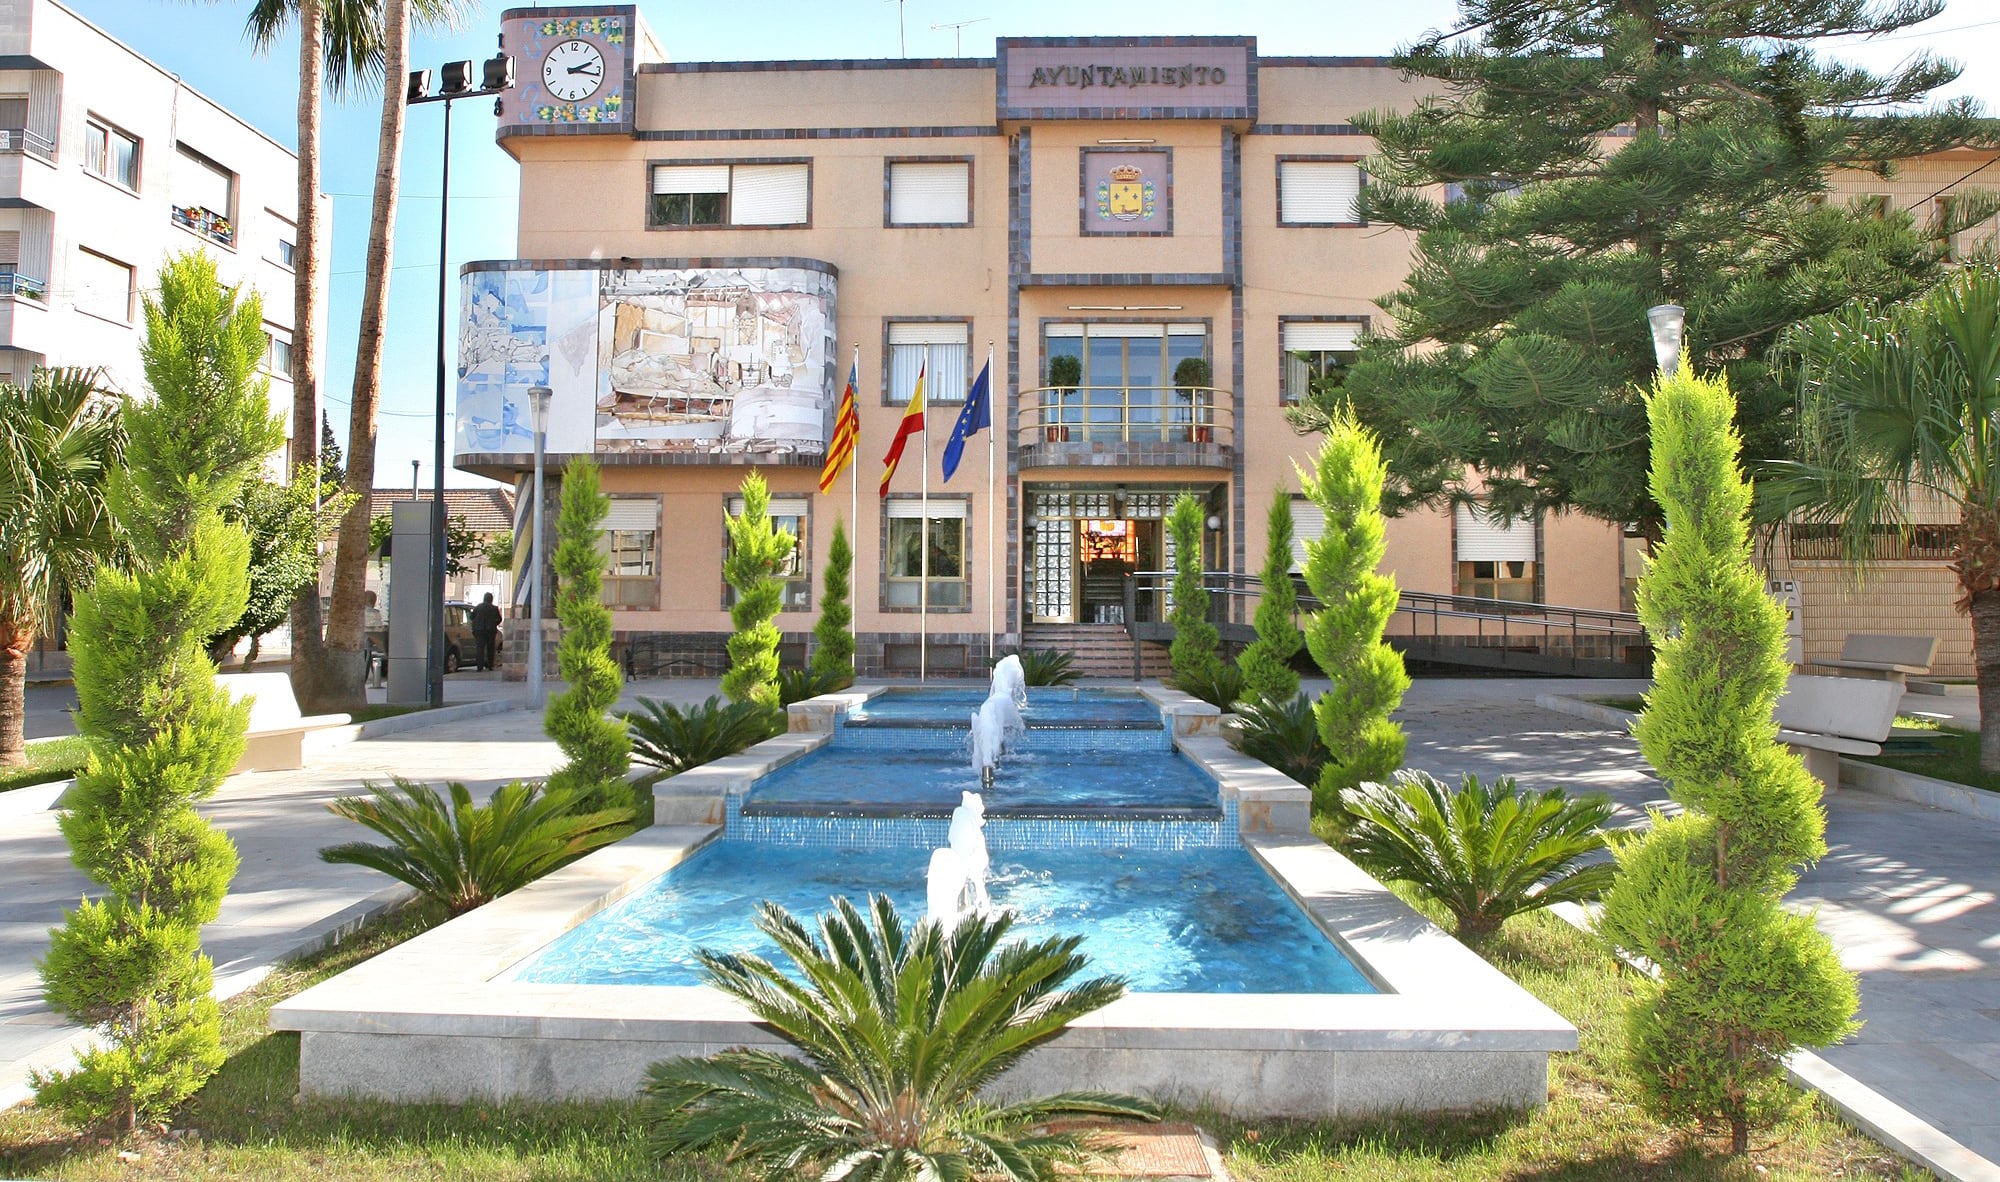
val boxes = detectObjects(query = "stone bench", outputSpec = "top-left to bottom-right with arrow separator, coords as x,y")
1812,632 -> 1938,683
215,672 -> 351,774
1774,673 -> 1903,792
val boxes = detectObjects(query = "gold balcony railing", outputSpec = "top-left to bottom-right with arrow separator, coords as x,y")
1015,384 -> 1234,450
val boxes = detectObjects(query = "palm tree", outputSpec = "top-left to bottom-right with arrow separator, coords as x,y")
0,369 -> 123,766
1340,770 -> 1616,940
642,895 -> 1159,1181
1766,263 -> 2000,771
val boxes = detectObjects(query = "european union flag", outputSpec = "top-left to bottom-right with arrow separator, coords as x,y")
940,359 -> 991,483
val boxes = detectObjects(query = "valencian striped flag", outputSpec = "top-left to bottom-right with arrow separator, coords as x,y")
941,358 -> 990,483
817,356 -> 860,493
879,359 -> 927,494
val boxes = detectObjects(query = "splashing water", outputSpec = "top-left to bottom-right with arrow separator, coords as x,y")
925,790 -> 991,930
969,654 -> 1029,780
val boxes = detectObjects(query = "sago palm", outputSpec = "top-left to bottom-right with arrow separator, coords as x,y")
1764,263 -> 2000,771
0,368 -> 123,766
625,694 -> 782,774
641,895 -> 1159,1181
319,777 -> 636,914
1340,770 -> 1615,940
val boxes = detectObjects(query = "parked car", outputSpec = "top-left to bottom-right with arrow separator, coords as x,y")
363,600 -> 503,674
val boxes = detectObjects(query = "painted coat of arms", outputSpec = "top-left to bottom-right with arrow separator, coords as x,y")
1096,164 -> 1157,222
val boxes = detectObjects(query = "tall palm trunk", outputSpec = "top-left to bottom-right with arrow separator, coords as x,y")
1958,503 -> 2000,772
0,610 -> 30,768
324,0 -> 410,692
286,0 -> 346,712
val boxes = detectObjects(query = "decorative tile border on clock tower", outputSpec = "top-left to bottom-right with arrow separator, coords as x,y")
498,5 -> 655,142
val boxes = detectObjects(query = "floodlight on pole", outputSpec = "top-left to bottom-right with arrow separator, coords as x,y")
527,385 -> 552,712
1647,304 -> 1686,377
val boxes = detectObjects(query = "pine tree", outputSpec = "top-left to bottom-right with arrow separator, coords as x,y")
723,471 -> 796,709
810,517 -> 854,688
1304,0 -> 1988,534
1299,410 -> 1409,820
1596,362 -> 1857,1154
37,253 -> 284,1129
543,456 -> 630,808
1166,494 -> 1221,690
1236,490 -> 1303,708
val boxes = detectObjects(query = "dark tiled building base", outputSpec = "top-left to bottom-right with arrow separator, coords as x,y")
614,630 -> 1010,679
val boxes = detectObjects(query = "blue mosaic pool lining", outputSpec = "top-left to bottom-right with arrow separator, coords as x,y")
724,795 -> 1239,850
830,725 -> 1172,754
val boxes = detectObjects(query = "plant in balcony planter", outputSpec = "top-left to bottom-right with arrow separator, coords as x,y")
1045,353 -> 1081,442
1174,356 -> 1213,442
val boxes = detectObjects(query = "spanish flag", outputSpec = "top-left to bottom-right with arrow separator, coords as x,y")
817,355 -> 860,493
879,359 -> 926,495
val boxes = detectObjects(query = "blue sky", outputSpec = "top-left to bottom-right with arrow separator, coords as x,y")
60,0 -> 2000,490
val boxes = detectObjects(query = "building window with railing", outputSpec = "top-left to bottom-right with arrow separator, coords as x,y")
172,145 -> 236,247
1785,522 -> 1956,561
0,95 -> 54,163
599,497 -> 661,608
1454,502 -> 1538,602
884,499 -> 967,609
75,247 -> 134,324
724,494 -> 810,611
887,320 -> 969,405
84,118 -> 140,190
1039,322 -> 1210,443
0,231 -> 43,302
1280,318 -> 1364,404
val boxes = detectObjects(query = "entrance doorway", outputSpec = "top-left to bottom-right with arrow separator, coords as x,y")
1026,486 -> 1216,625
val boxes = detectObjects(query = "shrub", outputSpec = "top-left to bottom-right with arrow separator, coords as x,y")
319,778 -> 637,916
1298,409 -> 1410,819
778,665 -> 846,707
1341,771 -> 1615,940
626,695 -> 783,775
1175,659 -> 1245,712
1236,490 -> 1304,709
808,516 -> 855,689
544,456 -> 631,810
36,254 -> 283,1130
722,471 -> 796,709
1166,494 -> 1222,689
1008,647 -> 1078,686
641,895 -> 1157,1179
1235,693 -> 1330,787
1596,362 -> 1858,1153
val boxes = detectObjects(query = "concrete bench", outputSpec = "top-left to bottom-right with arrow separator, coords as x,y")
1813,633 -> 1938,682
215,672 -> 350,774
1774,673 -> 1904,791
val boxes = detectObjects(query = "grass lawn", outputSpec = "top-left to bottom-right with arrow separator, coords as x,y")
0,894 -> 1922,1180
1857,725 -> 2000,794
0,736 -> 89,794
345,703 -> 431,725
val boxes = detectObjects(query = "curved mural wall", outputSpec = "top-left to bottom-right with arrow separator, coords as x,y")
454,259 -> 838,461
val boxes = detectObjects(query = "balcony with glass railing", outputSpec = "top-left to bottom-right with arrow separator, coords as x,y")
172,205 -> 235,248
0,272 -> 46,301
0,127 -> 57,164
1015,384 -> 1233,468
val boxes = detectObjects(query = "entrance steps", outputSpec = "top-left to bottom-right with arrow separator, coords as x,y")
1022,623 -> 1170,680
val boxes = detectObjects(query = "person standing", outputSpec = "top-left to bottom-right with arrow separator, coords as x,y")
470,592 -> 503,672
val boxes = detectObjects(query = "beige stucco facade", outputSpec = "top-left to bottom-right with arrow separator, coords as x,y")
463,13 -> 1989,676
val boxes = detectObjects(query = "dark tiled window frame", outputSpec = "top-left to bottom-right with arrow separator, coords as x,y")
1079,146 -> 1173,238
720,493 -> 814,613
602,494 -> 664,611
1275,155 -> 1366,228
645,156 -> 815,232
881,315 -> 975,406
882,155 -> 975,229
1277,314 -> 1369,405
878,493 -> 974,615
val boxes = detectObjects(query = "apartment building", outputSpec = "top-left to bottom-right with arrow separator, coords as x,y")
0,0 -> 309,456
459,6 -> 1995,676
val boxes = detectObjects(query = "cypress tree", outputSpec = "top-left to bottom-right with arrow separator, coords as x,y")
1307,0 -> 1988,534
37,253 -> 284,1129
1236,489 -> 1303,708
1596,362 -> 1857,1154
809,516 -> 855,688
1166,494 -> 1222,690
723,471 -> 795,709
543,456 -> 631,807
1299,410 -> 1409,820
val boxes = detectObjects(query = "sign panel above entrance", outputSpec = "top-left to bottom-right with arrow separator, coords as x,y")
997,37 -> 1255,123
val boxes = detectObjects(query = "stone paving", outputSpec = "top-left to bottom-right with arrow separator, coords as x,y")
2,674 -> 1996,1177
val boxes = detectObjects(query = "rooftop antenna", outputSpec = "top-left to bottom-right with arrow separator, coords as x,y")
931,16 -> 989,56
885,0 -> 907,56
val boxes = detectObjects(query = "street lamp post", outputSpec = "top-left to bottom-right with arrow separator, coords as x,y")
409,54 -> 514,706
527,385 -> 551,710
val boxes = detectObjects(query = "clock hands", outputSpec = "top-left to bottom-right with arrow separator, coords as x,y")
566,62 -> 601,76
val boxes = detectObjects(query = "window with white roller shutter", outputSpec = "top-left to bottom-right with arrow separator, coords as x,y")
1289,498 -> 1325,573
649,161 -> 808,227
1454,502 -> 1537,602
1278,160 -> 1363,225
725,495 -> 811,610
887,160 -> 970,226
1282,320 -> 1364,403
74,247 -> 134,324
600,497 -> 660,608
885,498 -> 968,609
888,321 -> 970,404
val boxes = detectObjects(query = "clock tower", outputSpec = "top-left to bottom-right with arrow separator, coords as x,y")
497,6 -> 646,137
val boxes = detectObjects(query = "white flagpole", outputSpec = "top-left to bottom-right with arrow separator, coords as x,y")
920,389 -> 929,682
985,343 -> 996,664
849,344 -> 859,654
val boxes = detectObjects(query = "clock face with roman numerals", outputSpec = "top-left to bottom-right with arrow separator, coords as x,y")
542,39 -> 604,102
